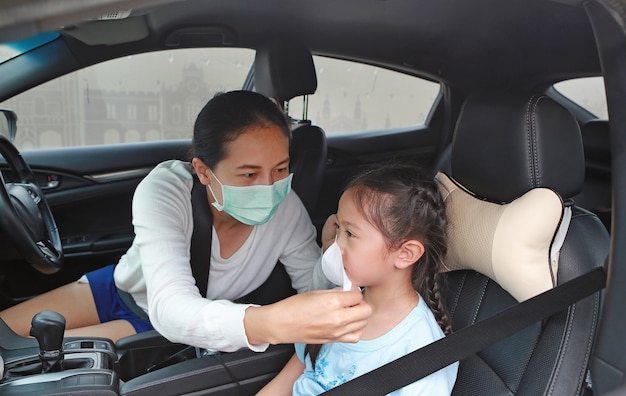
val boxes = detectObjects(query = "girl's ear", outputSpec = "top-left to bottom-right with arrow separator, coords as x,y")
395,240 -> 425,269
191,157 -> 211,185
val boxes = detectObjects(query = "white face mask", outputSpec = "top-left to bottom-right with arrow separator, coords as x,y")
321,241 -> 352,291
207,169 -> 292,226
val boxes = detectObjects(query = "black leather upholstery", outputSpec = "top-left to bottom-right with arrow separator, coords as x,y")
254,38 -> 317,105
254,39 -> 327,217
451,92 -> 585,203
445,91 -> 609,396
289,120 -> 327,217
119,343 -> 294,395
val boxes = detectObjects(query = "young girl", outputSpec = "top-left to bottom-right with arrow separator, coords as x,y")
258,162 -> 458,395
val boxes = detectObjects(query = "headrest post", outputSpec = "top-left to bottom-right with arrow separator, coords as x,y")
302,95 -> 309,121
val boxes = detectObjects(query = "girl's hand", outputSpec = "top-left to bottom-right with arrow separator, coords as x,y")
321,214 -> 338,252
244,288 -> 371,346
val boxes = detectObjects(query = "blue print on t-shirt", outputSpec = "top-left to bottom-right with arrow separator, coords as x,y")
314,354 -> 357,390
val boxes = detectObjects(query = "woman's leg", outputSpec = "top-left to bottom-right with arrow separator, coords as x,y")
0,281 -> 137,342
0,281 -> 103,337
65,320 -> 136,342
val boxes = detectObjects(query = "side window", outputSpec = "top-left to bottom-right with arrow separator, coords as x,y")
288,56 -> 440,133
1,48 -> 255,150
553,77 -> 608,119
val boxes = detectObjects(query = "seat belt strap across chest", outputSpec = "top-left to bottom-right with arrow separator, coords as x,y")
190,174 -> 212,298
321,266 -> 606,395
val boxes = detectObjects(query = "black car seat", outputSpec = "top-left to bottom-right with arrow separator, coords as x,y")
253,38 -> 327,218
440,91 -> 609,395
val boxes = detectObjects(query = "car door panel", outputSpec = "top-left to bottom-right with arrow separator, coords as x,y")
0,140 -> 192,308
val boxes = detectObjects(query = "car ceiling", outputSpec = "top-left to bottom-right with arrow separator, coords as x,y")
0,0 -> 601,93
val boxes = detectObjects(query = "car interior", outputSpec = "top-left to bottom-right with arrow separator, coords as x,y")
0,0 -> 624,395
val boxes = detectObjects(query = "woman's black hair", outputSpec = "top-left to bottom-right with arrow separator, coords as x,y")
191,90 -> 291,169
306,162 -> 452,368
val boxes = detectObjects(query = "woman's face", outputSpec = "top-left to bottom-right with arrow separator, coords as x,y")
208,125 -> 290,198
335,189 -> 395,287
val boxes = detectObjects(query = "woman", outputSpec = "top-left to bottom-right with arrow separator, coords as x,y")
0,90 -> 371,352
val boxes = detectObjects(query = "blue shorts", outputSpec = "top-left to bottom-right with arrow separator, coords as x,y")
86,264 -> 155,333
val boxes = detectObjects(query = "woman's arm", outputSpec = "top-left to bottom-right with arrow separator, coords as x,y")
256,353 -> 304,396
244,288 -> 371,346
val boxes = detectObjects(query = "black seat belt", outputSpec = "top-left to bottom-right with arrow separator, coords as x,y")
321,266 -> 607,396
190,174 -> 212,298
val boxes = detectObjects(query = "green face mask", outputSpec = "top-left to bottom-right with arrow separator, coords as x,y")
207,170 -> 293,226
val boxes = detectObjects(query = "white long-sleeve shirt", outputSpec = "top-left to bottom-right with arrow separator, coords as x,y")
111,160 -> 322,352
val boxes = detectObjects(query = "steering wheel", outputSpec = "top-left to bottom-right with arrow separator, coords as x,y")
0,135 -> 63,274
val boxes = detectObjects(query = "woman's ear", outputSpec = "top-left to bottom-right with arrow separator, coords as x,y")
395,240 -> 425,269
191,157 -> 211,185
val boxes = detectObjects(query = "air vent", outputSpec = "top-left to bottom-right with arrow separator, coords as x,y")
94,10 -> 132,20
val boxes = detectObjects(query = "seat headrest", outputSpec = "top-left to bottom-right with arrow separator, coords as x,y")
451,91 -> 585,202
254,39 -> 317,104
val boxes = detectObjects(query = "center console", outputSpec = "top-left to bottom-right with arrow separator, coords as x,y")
0,310 -> 294,396
0,311 -> 118,395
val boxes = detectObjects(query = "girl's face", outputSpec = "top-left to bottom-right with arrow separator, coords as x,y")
335,189 -> 396,287
208,124 -> 290,198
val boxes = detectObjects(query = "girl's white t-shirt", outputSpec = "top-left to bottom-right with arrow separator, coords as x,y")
293,295 -> 458,395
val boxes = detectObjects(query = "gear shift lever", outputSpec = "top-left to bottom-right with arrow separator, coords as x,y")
29,310 -> 66,372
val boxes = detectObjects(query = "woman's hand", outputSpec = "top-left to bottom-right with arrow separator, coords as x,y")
244,288 -> 371,346
321,214 -> 338,252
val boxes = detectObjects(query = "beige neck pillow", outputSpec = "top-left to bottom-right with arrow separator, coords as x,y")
436,172 -> 569,302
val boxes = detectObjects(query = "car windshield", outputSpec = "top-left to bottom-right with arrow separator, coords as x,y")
0,31 -> 59,64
